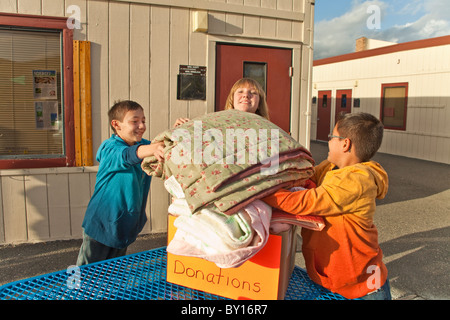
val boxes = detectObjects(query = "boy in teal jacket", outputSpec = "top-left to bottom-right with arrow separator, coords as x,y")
76,100 -> 164,265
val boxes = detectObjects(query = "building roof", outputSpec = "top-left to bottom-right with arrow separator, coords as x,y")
314,35 -> 450,67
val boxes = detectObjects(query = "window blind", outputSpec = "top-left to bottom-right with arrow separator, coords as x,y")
0,28 -> 64,159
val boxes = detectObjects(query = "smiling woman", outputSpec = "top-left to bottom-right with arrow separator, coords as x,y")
233,86 -> 260,114
224,78 -> 270,120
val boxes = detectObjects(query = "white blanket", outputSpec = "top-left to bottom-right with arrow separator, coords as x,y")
167,200 -> 272,268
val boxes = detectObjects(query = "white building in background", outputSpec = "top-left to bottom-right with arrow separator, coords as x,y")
311,35 -> 450,165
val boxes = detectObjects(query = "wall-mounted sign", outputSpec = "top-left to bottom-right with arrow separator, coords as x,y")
177,65 -> 206,100
179,65 -> 206,75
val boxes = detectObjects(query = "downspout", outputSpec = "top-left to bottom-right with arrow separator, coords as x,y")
304,0 -> 315,150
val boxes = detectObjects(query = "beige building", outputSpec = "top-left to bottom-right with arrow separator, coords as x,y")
0,0 -> 315,245
311,35 -> 450,165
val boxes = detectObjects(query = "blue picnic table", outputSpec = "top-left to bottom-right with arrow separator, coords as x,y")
0,246 -> 348,300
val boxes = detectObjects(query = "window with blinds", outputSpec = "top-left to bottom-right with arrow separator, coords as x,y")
381,83 -> 408,130
0,28 -> 64,159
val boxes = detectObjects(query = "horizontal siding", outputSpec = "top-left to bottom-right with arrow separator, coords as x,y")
0,169 -> 96,244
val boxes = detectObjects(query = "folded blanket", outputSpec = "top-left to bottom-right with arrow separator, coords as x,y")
167,200 -> 272,268
166,184 -> 324,267
174,209 -> 254,252
142,110 -> 314,215
271,210 -> 325,231
268,186 -> 325,232
168,198 -> 191,217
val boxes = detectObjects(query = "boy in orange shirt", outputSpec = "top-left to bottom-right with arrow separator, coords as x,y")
263,112 -> 391,300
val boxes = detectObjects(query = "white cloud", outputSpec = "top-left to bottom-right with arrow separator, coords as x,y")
424,0 -> 450,19
378,15 -> 450,44
397,0 -> 424,16
314,0 -> 450,60
314,0 -> 388,59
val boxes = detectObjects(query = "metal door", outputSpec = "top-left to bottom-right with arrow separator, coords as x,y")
335,89 -> 352,125
316,90 -> 332,141
215,44 -> 292,133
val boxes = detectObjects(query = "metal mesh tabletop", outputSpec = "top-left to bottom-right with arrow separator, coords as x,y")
0,247 -> 348,300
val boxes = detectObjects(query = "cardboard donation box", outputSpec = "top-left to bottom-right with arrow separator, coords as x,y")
166,215 -> 297,300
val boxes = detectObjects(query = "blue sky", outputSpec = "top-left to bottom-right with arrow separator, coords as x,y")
314,0 -> 450,59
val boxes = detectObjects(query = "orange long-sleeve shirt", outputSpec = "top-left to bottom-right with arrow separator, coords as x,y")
263,160 -> 389,299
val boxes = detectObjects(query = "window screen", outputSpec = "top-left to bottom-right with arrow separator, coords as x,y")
0,28 -> 64,159
243,61 -> 267,93
341,94 -> 347,108
322,94 -> 328,107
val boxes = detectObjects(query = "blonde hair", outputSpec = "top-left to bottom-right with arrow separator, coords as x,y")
224,78 -> 270,120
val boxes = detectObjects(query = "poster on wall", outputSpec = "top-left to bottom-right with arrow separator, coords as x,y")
33,70 -> 57,99
35,101 -> 58,130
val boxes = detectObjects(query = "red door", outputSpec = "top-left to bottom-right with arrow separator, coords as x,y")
316,90 -> 331,141
215,44 -> 292,133
335,89 -> 352,125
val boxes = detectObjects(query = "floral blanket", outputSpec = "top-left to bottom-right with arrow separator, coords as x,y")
142,110 -> 314,215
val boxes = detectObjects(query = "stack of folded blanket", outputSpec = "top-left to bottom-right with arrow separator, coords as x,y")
167,195 -> 272,268
141,110 -> 319,268
142,110 -> 315,215
166,185 -> 325,268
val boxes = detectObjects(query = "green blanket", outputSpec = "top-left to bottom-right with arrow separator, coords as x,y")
142,110 -> 314,215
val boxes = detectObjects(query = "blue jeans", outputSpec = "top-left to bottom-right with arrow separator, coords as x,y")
359,279 -> 392,300
76,231 -> 127,266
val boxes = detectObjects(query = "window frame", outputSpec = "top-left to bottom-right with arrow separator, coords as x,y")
380,82 -> 408,131
0,12 -> 74,169
243,61 -> 268,94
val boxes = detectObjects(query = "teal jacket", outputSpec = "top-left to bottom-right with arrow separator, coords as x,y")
82,135 -> 152,249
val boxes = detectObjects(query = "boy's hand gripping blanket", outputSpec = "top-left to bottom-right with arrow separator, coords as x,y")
141,110 -> 315,215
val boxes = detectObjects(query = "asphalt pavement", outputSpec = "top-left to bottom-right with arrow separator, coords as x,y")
0,141 -> 449,300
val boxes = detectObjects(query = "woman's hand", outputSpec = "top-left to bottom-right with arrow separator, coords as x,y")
173,118 -> 190,128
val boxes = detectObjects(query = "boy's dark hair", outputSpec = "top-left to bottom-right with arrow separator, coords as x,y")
108,100 -> 143,134
336,112 -> 384,162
